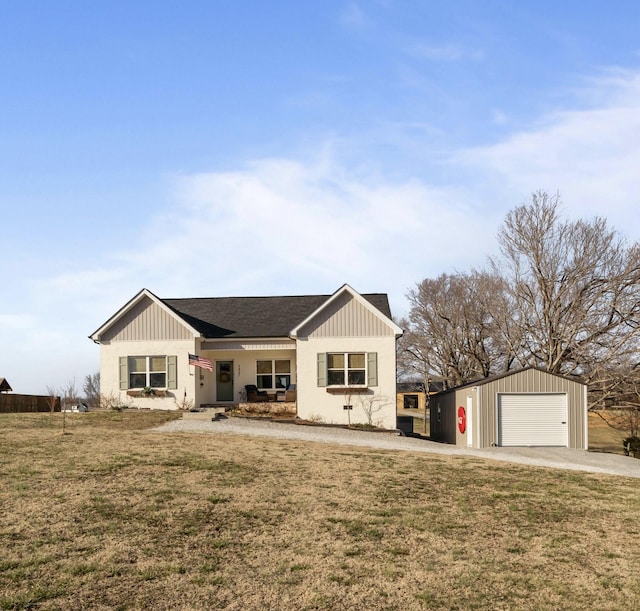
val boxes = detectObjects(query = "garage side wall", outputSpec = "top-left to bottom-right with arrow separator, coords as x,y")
429,390 -> 457,444
477,369 -> 586,449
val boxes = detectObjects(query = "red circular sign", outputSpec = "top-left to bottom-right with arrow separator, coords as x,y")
457,406 -> 466,434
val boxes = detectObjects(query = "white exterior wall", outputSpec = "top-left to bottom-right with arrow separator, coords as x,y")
99,339 -> 196,410
101,342 -> 297,409
94,286 -> 400,419
296,336 -> 397,429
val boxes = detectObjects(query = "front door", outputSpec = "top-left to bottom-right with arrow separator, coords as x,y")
216,361 -> 234,401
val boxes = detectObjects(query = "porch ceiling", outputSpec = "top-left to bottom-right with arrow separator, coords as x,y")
200,339 -> 295,351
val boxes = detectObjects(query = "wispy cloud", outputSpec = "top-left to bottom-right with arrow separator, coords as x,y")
25,154 -> 499,366
455,68 -> 640,232
339,2 -> 368,30
406,42 -> 484,62
571,67 -> 640,108
132,156 -> 497,305
491,109 -> 509,125
6,62 -> 640,396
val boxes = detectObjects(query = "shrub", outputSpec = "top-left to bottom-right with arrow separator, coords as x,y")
100,392 -> 131,412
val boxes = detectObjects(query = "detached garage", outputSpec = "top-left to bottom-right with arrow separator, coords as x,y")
430,367 -> 587,449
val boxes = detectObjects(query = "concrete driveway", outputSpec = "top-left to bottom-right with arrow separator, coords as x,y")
473,444 -> 640,478
157,415 -> 640,479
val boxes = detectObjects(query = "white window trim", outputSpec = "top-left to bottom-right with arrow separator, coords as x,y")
256,359 -> 291,391
128,355 -> 168,389
326,352 -> 367,388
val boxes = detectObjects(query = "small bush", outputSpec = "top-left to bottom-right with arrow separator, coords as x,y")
99,392 -> 131,412
174,395 -> 194,411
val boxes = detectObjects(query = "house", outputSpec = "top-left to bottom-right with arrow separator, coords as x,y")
0,378 -> 12,393
89,284 -> 403,429
429,367 -> 588,449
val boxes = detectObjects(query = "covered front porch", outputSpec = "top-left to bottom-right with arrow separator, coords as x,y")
193,338 -> 297,412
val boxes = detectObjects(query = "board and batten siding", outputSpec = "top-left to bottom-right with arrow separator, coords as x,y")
101,296 -> 193,342
297,293 -> 394,338
295,293 -> 398,429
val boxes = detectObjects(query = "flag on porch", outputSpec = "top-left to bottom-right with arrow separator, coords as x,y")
188,353 -> 213,371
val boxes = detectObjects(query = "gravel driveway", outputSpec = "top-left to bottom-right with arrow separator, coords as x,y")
155,416 -> 640,479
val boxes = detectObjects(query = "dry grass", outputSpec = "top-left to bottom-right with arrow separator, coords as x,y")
1,411 -> 640,610
587,412 -> 629,454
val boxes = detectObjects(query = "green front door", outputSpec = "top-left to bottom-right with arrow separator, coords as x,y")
216,361 -> 234,401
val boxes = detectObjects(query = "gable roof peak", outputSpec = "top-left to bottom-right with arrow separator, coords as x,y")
90,285 -> 399,342
89,287 -> 201,342
290,283 -> 402,338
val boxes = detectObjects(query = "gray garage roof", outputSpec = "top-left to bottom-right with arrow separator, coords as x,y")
162,293 -> 392,339
435,366 -> 586,396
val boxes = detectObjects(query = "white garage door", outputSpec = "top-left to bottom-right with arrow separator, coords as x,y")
498,393 -> 568,447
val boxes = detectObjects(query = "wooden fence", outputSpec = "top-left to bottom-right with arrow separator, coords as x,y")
0,394 -> 61,413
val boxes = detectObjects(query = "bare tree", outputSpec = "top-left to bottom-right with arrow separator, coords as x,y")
358,392 -> 387,427
62,378 -> 79,411
341,387 -> 356,426
402,192 -> 640,407
493,191 -> 640,388
620,368 -> 640,443
399,271 -> 508,388
83,373 -> 100,407
60,379 -> 81,433
590,364 -> 640,444
46,385 -> 60,413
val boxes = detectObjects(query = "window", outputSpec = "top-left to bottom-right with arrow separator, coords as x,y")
403,394 -> 419,409
327,353 -> 366,386
256,359 -> 291,390
119,355 -> 177,391
128,356 -> 167,389
317,353 -> 377,387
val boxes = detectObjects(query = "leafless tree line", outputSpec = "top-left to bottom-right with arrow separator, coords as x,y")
46,373 -> 100,411
398,191 -> 640,412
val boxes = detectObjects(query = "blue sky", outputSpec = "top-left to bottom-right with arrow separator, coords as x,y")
1,1 -> 640,395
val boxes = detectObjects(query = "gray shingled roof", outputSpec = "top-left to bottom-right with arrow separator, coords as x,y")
162,293 -> 392,339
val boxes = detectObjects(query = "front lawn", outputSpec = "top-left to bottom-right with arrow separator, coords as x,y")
1,411 -> 639,610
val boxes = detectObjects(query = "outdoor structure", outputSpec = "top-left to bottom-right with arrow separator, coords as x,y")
396,381 -> 427,412
0,379 -> 61,413
396,381 -> 428,435
430,367 -> 588,449
89,284 -> 403,429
